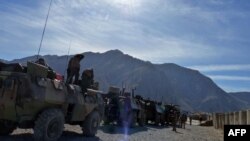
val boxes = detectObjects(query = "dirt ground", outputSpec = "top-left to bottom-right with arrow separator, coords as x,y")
0,120 -> 223,141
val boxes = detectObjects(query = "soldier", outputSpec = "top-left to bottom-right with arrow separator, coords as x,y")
80,69 -> 94,94
189,115 -> 192,125
199,116 -> 202,125
35,58 -> 56,79
172,110 -> 177,132
66,54 -> 84,84
35,58 -> 49,67
180,113 -> 187,129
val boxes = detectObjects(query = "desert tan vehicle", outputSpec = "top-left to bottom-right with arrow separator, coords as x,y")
0,61 -> 104,141
103,86 -> 145,127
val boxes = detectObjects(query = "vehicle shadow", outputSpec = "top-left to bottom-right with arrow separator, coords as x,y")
146,124 -> 169,129
60,131 -> 101,141
0,133 -> 32,141
0,131 -> 101,141
99,124 -> 148,135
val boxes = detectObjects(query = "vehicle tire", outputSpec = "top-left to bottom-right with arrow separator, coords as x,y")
82,111 -> 100,137
33,109 -> 65,141
0,120 -> 16,135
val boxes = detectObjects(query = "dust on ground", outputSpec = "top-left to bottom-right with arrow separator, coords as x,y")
0,121 -> 223,141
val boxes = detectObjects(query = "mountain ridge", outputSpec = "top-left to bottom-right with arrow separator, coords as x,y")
3,49 -> 250,112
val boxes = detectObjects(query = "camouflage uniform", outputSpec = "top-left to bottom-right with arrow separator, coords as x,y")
172,110 -> 177,132
80,69 -> 94,94
66,54 -> 84,84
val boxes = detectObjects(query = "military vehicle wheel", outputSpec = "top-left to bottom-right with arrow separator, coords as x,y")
33,109 -> 65,141
82,111 -> 100,137
0,120 -> 16,135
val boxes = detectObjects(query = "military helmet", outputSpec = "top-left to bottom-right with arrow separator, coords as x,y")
75,54 -> 84,60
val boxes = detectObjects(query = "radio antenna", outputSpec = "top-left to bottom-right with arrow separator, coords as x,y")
37,0 -> 53,59
64,40 -> 72,77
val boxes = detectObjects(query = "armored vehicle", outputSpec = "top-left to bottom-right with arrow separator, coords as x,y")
103,87 -> 145,127
0,61 -> 104,141
164,104 -> 180,125
118,93 -> 146,127
144,99 -> 165,125
102,86 -> 120,125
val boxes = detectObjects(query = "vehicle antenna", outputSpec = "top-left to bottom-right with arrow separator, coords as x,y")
63,40 -> 72,77
37,0 -> 53,59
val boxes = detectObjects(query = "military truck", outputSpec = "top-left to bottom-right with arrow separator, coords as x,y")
144,99 -> 165,125
164,104 -> 180,125
103,86 -> 145,127
119,92 -> 146,127
0,61 -> 104,141
102,86 -> 120,125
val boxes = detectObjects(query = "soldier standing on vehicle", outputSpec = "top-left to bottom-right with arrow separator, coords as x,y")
66,54 -> 84,84
35,58 -> 56,79
80,69 -> 94,94
35,58 -> 49,67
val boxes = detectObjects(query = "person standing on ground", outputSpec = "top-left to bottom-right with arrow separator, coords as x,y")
189,115 -> 192,125
199,116 -> 202,125
172,110 -> 177,132
66,54 -> 84,84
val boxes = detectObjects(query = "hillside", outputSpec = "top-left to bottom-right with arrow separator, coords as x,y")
229,92 -> 250,107
5,50 -> 249,112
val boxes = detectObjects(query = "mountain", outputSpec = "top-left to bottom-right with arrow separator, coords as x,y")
0,59 -> 7,63
229,92 -> 250,107
4,50 -> 249,112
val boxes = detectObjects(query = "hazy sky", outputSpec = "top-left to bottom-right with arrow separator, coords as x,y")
0,0 -> 250,92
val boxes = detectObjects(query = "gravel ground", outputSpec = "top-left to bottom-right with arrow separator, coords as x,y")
0,121 -> 223,141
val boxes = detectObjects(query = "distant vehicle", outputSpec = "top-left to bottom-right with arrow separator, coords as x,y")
164,104 -> 181,125
144,99 -> 165,125
0,61 -> 104,141
103,86 -> 145,127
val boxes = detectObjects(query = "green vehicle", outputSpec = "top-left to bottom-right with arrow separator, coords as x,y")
0,61 -> 104,141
